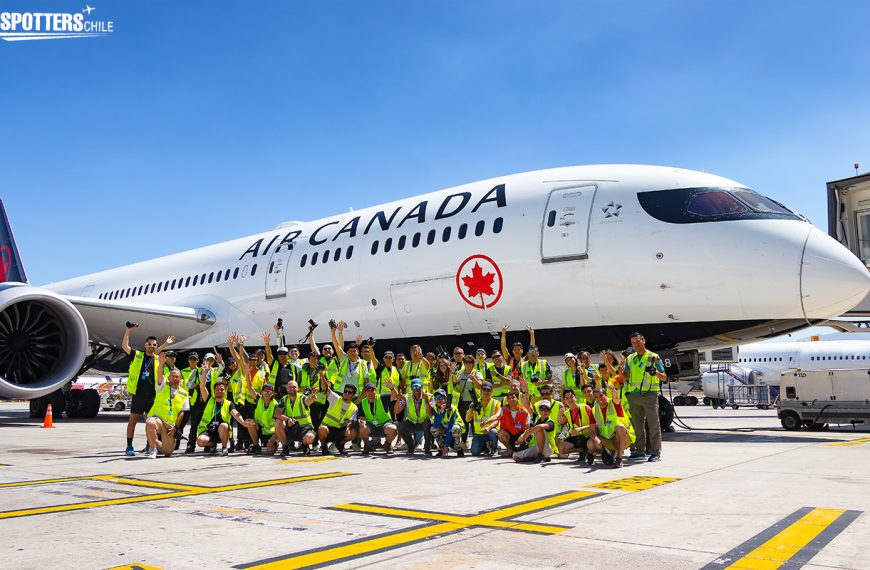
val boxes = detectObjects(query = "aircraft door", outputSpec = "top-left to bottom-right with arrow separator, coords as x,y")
541,184 -> 597,263
265,246 -> 295,299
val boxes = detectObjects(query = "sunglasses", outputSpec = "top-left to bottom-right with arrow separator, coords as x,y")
482,388 -> 492,392
146,342 -> 157,347
343,390 -> 355,395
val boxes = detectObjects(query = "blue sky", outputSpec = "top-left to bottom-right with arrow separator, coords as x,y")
2,1 -> 869,285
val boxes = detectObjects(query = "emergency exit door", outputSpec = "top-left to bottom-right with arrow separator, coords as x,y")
540,185 -> 597,262
265,246 -> 294,299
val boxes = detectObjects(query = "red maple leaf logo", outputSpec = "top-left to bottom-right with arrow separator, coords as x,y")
461,262 -> 495,298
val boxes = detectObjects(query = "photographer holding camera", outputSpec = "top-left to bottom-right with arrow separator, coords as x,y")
520,345 -> 552,404
465,381 -> 500,456
262,330 -> 295,398
195,370 -> 253,456
427,388 -> 464,457
316,365 -> 358,456
453,355 -> 484,449
275,379 -> 319,456
620,332 -> 666,462
332,321 -> 374,396
395,378 -> 432,455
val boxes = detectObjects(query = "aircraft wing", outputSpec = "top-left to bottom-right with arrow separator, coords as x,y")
65,296 -> 216,346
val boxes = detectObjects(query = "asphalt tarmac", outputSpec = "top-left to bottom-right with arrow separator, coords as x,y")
1,402 -> 869,570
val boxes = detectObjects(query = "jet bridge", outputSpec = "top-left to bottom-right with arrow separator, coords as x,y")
827,170 -> 870,317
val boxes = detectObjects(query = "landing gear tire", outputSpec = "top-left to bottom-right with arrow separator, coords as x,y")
48,389 -> 66,419
688,396 -> 699,406
780,411 -> 801,431
29,397 -> 46,419
673,396 -> 684,406
66,390 -> 82,418
659,395 -> 674,432
80,389 -> 100,418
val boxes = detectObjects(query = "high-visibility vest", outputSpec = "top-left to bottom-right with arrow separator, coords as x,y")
582,365 -> 601,388
562,368 -> 583,398
404,395 -> 429,424
226,370 -> 245,405
471,398 -> 500,435
375,366 -> 399,395
198,398 -> 233,436
625,351 -> 661,393
182,367 -> 203,405
564,404 -> 594,430
244,370 -> 266,405
360,396 -> 392,427
300,366 -> 327,405
488,364 -> 511,398
321,395 -> 356,428
282,394 -> 313,428
320,357 -> 340,389
403,359 -> 429,391
533,400 -> 560,452
337,357 -> 370,394
148,382 -> 189,424
432,404 -> 463,431
127,351 -> 156,396
254,397 -> 277,435
521,359 -> 548,397
593,400 -> 620,439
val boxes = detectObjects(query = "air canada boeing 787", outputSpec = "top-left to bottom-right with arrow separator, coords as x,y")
1,164 -> 868,416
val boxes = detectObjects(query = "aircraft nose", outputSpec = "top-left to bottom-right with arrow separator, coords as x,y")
800,226 -> 870,319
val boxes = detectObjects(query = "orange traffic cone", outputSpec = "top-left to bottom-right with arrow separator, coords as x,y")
42,403 -> 55,428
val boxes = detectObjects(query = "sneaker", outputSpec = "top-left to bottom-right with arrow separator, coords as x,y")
280,447 -> 289,458
614,456 -> 623,468
184,445 -> 195,455
406,448 -> 415,456
302,445 -> 311,456
321,445 -> 330,456
557,453 -> 569,459
499,449 -> 513,458
577,450 -> 587,463
456,447 -> 465,458
220,447 -> 229,456
647,454 -> 661,462
542,456 -> 551,463
147,448 -> 157,460
629,451 -> 647,459
250,444 -> 262,455
351,442 -> 361,452
338,446 -> 348,456
125,445 -> 135,457
207,445 -> 217,454
601,449 -> 614,465
585,452 -> 594,466
139,445 -> 149,454
361,442 -> 371,456
384,443 -> 394,455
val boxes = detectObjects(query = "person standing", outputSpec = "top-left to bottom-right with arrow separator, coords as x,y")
181,352 -> 205,454
620,332 -> 665,462
487,350 -> 512,403
452,355 -> 483,447
262,331 -> 295,398
120,323 -> 175,456
520,345 -> 551,403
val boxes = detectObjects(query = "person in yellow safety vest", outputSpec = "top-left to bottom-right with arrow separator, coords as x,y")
262,330 -> 296,398
512,399 -> 556,463
358,382 -> 398,454
335,341 -> 373,396
121,323 -> 176,457
588,386 -> 635,468
453,356 -> 483,449
520,345 -> 551,402
181,352 -> 205,454
219,356 -> 247,453
557,388 -> 595,463
521,383 -> 561,458
301,352 -> 328,429
485,350 -> 512,403
620,332 -> 665,463
144,352 -> 190,459
395,378 -> 433,455
577,352 -> 601,388
501,324 -> 536,382
465,381 -> 501,456
473,348 -> 489,389
562,353 -> 584,400
372,351 -> 400,396
245,382 -> 279,456
427,388 -> 465,458
196,376 -> 253,456
316,370 -> 359,456
404,344 -> 431,393
275,379 -> 319,456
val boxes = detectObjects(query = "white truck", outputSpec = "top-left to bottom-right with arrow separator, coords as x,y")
778,369 -> 870,430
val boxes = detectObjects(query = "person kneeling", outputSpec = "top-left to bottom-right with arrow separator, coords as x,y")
512,399 -> 555,463
587,386 -> 632,468
557,389 -> 595,463
144,352 -> 190,459
275,380 -> 319,456
316,373 -> 358,456
428,389 -> 464,458
196,378 -> 253,456
358,382 -> 398,455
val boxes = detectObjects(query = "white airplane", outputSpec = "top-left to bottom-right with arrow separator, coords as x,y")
83,5 -> 95,15
698,339 -> 870,405
1,164 -> 868,418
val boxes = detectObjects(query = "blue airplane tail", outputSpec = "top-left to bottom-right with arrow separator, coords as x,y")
0,200 -> 28,284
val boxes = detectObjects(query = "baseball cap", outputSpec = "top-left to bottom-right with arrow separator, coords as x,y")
225,357 -> 236,365
434,388 -> 447,398
564,352 -> 575,359
410,379 -> 423,390
481,381 -> 493,391
262,383 -> 274,391
364,382 -> 375,390
277,346 -> 290,354
188,352 -> 199,360
538,399 -> 552,409
165,350 -> 177,358
476,348 -> 486,355
383,351 -> 395,358
203,352 -> 215,360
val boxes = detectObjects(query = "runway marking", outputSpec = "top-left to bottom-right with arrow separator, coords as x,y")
585,475 -> 680,492
106,565 -> 163,570
700,507 -> 862,569
236,489 -> 601,569
0,471 -> 355,520
826,436 -> 870,447
280,456 -> 337,464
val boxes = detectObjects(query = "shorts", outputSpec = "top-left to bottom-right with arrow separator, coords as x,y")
285,423 -> 315,442
323,425 -> 348,444
504,431 -> 522,450
366,424 -> 391,438
563,435 -> 588,449
131,392 -> 155,415
600,434 -> 618,452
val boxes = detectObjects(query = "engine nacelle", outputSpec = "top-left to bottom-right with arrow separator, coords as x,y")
0,283 -> 88,400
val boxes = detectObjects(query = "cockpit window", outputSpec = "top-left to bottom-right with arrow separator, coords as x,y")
638,187 -> 801,224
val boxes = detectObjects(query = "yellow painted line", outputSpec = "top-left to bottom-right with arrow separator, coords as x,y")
92,475 -> 208,492
0,475 -> 92,488
726,508 -> 847,569
0,472 -> 355,520
280,456 -> 337,463
826,437 -> 870,447
106,564 -> 163,570
475,490 -> 597,522
210,472 -> 354,492
245,521 -> 464,569
585,475 -> 680,492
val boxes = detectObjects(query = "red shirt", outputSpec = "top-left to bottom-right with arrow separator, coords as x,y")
499,405 -> 530,435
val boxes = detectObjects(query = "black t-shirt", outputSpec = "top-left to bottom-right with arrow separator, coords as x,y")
205,399 -> 236,425
531,413 -> 555,432
274,362 -> 292,390
129,349 -> 156,397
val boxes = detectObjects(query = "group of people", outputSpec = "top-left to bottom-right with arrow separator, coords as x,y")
121,321 -> 666,466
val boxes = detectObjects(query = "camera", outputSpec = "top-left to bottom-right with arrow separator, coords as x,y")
470,401 -> 482,413
276,318 -> 283,329
328,319 -> 337,329
316,362 -> 326,371
126,321 -> 139,328
303,387 -> 312,397
366,336 -> 376,347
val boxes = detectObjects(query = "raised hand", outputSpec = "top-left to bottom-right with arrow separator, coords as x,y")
502,324 -> 510,333
238,335 -> 248,344
165,335 -> 176,345
355,334 -> 364,345
261,332 -> 271,344
525,325 -> 534,334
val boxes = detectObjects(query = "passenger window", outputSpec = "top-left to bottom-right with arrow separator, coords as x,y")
493,217 -> 503,233
224,269 -> 231,280
251,264 -> 257,276
216,271 -> 222,283
427,229 -> 436,245
164,280 -> 170,291
171,279 -> 176,290
193,275 -> 199,286
398,235 -> 406,250
442,227 -> 451,242
475,220 -> 485,237
371,240 -> 379,255
547,211 -> 557,227
458,224 -> 467,239
233,268 -> 239,279
384,238 -> 393,253
412,233 -> 421,247
208,272 -> 214,284
312,252 -> 319,265
346,245 -> 354,259
322,249 -> 330,264
200,274 -> 206,284
185,277 -> 191,287
300,254 -> 308,267
334,248 -> 341,262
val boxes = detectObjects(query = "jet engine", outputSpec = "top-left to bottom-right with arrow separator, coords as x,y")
0,284 -> 88,400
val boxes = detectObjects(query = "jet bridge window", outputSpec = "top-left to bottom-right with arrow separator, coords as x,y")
638,187 -> 800,224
